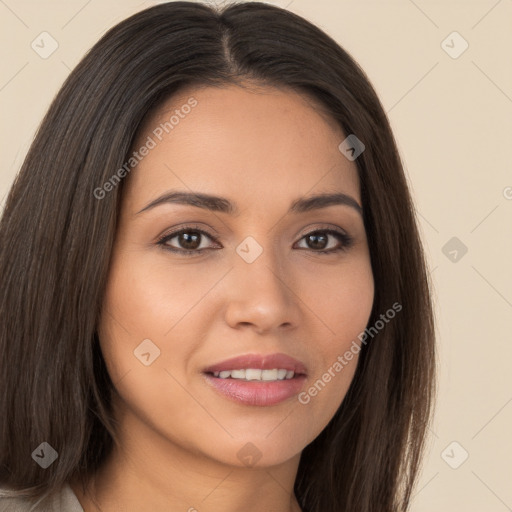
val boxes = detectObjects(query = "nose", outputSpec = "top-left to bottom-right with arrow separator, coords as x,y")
223,246 -> 301,335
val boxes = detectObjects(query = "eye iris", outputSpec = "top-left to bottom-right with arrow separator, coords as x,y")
179,232 -> 201,250
307,232 -> 327,250
167,229 -> 340,252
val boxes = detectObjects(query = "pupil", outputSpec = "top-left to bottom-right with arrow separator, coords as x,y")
308,233 -> 327,250
176,232 -> 329,251
180,232 -> 200,250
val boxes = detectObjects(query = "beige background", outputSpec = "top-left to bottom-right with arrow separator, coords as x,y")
1,0 -> 511,510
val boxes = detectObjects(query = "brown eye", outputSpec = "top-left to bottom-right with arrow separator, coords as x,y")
296,229 -> 353,253
157,227 -> 217,254
157,226 -> 353,256
174,231 -> 202,250
305,232 -> 329,250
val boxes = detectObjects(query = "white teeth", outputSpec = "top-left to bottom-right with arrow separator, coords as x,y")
211,369 -> 296,381
261,369 -> 278,381
277,369 -> 287,380
245,369 -> 262,380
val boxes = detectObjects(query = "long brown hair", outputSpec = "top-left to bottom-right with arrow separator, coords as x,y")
0,2 -> 436,511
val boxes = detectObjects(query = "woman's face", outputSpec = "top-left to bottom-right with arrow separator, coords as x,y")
98,84 -> 374,469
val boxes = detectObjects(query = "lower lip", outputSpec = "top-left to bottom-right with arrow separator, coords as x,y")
202,373 -> 307,406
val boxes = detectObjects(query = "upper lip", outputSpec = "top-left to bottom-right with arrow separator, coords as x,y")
203,353 -> 307,375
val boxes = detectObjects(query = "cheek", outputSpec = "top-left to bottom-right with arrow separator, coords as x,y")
96,252 -> 213,446
298,256 -> 374,342
96,251 -> 183,382
101,250 -> 213,335
294,258 -> 373,435
96,248 -> 234,397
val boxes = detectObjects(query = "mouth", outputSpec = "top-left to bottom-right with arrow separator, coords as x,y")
206,368 -> 299,380
201,352 -> 308,406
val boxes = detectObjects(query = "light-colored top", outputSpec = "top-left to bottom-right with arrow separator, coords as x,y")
0,484 -> 84,512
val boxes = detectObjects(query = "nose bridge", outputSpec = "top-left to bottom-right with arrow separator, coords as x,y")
224,232 -> 299,331
237,233 -> 290,295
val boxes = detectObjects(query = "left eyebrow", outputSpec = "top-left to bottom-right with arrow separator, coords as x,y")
136,190 -> 363,217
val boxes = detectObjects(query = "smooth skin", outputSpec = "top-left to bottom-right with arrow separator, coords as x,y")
70,83 -> 374,512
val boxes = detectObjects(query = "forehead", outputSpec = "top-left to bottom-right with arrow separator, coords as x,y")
124,84 -> 360,214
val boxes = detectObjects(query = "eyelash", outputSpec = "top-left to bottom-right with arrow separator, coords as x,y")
156,224 -> 354,256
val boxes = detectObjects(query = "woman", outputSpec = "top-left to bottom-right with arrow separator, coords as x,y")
0,2 -> 436,511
